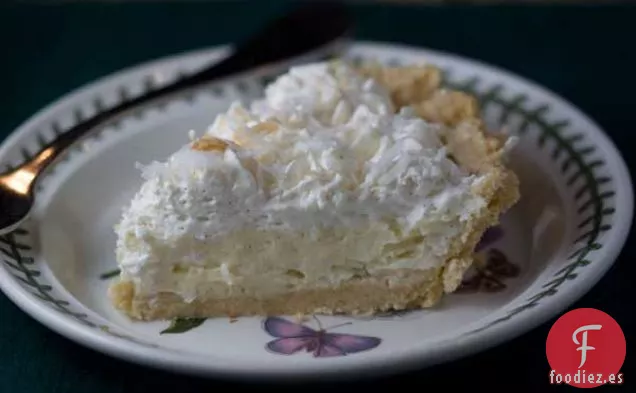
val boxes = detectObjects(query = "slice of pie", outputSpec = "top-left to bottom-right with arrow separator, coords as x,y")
109,60 -> 520,321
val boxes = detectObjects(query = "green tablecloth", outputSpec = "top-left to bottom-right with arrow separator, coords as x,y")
0,2 -> 634,392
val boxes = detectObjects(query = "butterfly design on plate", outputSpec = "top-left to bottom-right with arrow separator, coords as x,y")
262,316 -> 381,358
458,248 -> 520,293
474,225 -> 504,252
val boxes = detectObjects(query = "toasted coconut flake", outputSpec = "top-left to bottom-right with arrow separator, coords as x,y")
191,136 -> 229,152
251,121 -> 280,134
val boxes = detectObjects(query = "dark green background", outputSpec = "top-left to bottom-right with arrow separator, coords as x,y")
0,2 -> 634,392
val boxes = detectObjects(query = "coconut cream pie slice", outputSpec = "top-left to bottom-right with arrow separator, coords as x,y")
109,61 -> 520,320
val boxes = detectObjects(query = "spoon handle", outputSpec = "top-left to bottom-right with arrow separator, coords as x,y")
14,1 -> 351,188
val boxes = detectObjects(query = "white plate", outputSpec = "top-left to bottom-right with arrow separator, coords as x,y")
0,41 -> 632,381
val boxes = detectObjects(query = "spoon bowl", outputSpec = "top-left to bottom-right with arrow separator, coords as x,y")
0,178 -> 32,235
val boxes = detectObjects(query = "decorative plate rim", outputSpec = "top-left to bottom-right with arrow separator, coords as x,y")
0,40 -> 632,380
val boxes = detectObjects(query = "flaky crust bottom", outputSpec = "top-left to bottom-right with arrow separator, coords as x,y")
109,269 -> 443,320
109,63 -> 520,321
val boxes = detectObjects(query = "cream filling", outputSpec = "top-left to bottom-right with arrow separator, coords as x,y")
118,219 -> 471,301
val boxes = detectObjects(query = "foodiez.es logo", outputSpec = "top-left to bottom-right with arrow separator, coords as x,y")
546,308 -> 626,388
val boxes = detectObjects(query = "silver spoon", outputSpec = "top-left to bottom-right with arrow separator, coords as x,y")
0,1 -> 352,236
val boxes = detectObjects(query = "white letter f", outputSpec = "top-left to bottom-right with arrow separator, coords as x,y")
572,324 -> 602,368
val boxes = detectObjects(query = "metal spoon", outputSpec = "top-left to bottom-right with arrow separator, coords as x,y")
0,1 -> 352,236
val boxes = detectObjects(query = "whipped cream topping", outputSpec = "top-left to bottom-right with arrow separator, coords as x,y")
115,61 -> 489,294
